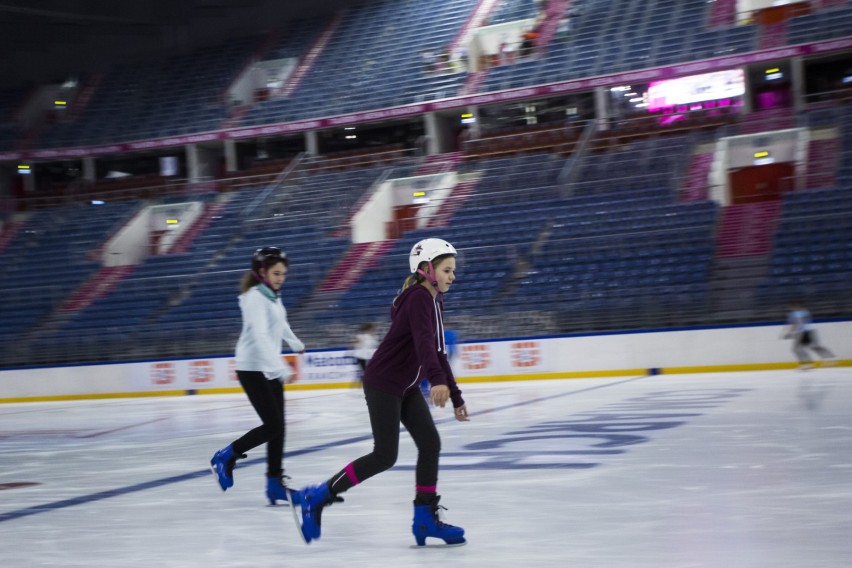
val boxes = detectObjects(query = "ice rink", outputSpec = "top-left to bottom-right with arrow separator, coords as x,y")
2,369 -> 851,568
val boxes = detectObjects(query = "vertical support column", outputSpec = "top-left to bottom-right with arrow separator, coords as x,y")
424,112 -> 441,155
424,112 -> 457,155
186,144 -> 201,182
186,144 -> 220,182
82,156 -> 96,183
0,167 -> 12,210
742,66 -> 753,114
305,130 -> 319,156
224,139 -> 238,173
23,167 -> 36,194
467,105 -> 481,139
594,87 -> 609,132
790,56 -> 805,112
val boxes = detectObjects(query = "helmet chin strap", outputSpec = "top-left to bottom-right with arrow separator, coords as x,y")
416,261 -> 444,306
416,261 -> 438,289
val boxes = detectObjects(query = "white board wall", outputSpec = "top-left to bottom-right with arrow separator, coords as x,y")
1,321 -> 848,402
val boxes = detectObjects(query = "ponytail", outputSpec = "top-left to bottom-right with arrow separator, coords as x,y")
240,271 -> 261,293
400,273 -> 424,291
394,272 -> 425,306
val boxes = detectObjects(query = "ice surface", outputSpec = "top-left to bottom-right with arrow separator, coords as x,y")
2,369 -> 851,567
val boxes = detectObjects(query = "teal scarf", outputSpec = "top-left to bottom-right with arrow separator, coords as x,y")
257,283 -> 277,301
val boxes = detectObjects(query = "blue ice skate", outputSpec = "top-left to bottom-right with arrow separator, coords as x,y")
209,444 -> 245,491
266,475 -> 300,506
293,482 -> 342,543
412,496 -> 466,547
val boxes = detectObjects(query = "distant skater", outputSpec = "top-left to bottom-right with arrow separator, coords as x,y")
352,322 -> 378,382
783,300 -> 836,370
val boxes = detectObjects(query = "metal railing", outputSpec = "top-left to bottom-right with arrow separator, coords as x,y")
240,152 -> 306,219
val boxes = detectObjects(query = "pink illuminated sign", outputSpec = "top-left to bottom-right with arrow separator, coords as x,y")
647,69 -> 745,111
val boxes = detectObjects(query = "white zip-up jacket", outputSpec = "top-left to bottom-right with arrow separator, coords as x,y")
234,285 -> 305,380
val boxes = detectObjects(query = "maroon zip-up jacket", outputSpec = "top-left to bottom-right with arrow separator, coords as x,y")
364,283 -> 464,408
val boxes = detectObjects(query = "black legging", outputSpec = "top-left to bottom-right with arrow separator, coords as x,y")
328,383 -> 440,495
794,330 -> 835,363
232,370 -> 285,478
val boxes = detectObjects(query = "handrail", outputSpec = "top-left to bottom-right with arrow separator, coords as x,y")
557,118 -> 597,189
241,152 -> 305,218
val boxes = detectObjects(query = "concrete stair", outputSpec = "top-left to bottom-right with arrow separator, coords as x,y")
715,201 -> 781,258
708,255 -> 770,322
317,240 -> 395,293
426,175 -> 481,228
56,265 -> 136,314
708,0 -> 737,28
169,201 -> 226,254
281,12 -> 343,97
805,137 -> 840,190
682,152 -> 714,202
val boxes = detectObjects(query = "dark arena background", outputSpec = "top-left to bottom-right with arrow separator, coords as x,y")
0,1 -> 851,566
0,0 -> 851,366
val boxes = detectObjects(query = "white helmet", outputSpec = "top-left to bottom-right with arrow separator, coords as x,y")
409,238 -> 457,273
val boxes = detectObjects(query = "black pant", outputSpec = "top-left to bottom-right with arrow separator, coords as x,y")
356,359 -> 367,381
232,370 -> 285,478
328,383 -> 441,495
793,330 -> 835,363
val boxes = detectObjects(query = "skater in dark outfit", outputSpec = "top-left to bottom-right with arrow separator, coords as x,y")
210,247 -> 305,504
293,238 -> 469,546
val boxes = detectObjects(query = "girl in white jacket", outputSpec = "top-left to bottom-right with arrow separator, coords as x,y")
210,246 -> 305,505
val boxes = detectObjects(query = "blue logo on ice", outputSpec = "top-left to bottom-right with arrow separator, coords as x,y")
404,388 -> 750,471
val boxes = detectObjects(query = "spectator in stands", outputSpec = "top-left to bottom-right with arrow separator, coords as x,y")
782,300 -> 837,370
421,50 -> 436,74
557,15 -> 572,42
291,238 -> 469,546
437,48 -> 451,73
499,35 -> 516,65
453,45 -> 469,73
352,322 -> 378,381
520,29 -> 540,57
209,246 -> 305,505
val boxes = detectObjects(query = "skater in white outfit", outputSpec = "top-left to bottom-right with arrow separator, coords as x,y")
783,301 -> 836,370
210,246 -> 305,504
352,322 -> 378,382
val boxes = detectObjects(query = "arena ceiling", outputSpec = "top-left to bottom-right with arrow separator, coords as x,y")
0,0 -> 355,89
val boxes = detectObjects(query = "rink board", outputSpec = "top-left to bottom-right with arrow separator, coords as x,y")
1,320 -> 849,402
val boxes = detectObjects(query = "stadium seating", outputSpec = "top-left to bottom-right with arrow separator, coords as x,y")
480,0 -> 757,94
0,200 -> 139,349
36,36 -> 261,148
489,0 -> 540,25
2,1 -> 852,367
0,87 -> 29,152
756,187 -> 852,315
15,0 -> 852,151
242,0 -> 479,126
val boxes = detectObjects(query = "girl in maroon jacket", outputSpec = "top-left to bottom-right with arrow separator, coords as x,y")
290,238 -> 469,547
